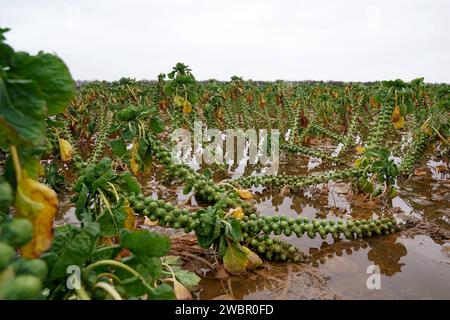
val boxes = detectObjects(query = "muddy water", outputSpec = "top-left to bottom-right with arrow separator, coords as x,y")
56,150 -> 450,299
197,153 -> 450,299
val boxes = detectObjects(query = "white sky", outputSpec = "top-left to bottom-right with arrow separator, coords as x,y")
1,0 -> 449,82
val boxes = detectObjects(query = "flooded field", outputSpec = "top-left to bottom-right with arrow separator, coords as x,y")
56,149 -> 450,300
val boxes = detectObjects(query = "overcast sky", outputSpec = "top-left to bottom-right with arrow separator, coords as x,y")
1,0 -> 449,82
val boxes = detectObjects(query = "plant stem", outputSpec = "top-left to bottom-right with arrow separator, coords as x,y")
93,282 -> 123,300
10,145 -> 22,182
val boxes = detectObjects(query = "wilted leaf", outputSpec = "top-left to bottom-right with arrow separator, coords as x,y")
355,146 -> 366,154
124,205 -> 136,230
130,142 -> 140,175
173,279 -> 192,300
241,246 -> 262,270
182,99 -> 192,114
280,186 -> 290,197
414,167 -> 430,176
223,242 -> 248,275
58,138 -> 74,161
143,216 -> 159,226
215,263 -> 230,280
391,106 -> 405,129
15,171 -> 58,258
172,269 -> 201,290
393,116 -> 405,129
420,122 -> 432,136
174,95 -> 185,107
228,207 -> 244,220
237,189 -> 253,199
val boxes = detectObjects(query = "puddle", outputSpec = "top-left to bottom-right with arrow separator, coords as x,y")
56,143 -> 450,300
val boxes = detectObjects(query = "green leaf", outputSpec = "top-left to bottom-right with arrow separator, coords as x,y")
11,52 -> 75,115
218,234 -> 227,258
42,222 -> 100,280
45,162 -> 64,190
150,116 -> 164,133
148,283 -> 175,300
225,219 -> 243,242
0,47 -> 75,146
120,229 -> 171,258
96,206 -> 127,237
172,269 -> 201,290
182,183 -> 192,195
0,76 -> 47,146
120,171 -> 141,194
109,138 -> 127,158
195,208 -> 223,249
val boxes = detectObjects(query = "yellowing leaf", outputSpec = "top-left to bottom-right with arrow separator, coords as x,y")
420,122 -> 432,136
174,95 -> 185,107
241,246 -> 262,270
143,216 -> 159,227
229,207 -> 244,220
354,158 -> 363,168
216,107 -> 224,120
355,146 -> 365,154
237,189 -> 253,199
58,138 -> 74,161
124,205 -> 136,230
182,99 -> 192,114
223,242 -> 248,275
393,116 -> 405,129
130,142 -> 140,175
392,105 -> 401,122
15,171 -> 58,258
391,106 -> 405,129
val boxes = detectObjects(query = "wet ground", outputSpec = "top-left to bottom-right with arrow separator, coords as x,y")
194,149 -> 449,300
56,143 -> 450,300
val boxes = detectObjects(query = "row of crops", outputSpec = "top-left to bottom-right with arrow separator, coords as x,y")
1,27 -> 449,300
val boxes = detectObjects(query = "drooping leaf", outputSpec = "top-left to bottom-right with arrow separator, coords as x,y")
174,95 -> 185,107
58,138 -> 74,161
228,207 -> 244,220
237,189 -> 253,199
14,171 -> 58,258
124,205 -> 136,230
241,246 -> 263,270
171,269 -> 201,291
223,242 -> 248,275
182,99 -> 192,114
355,146 -> 366,154
391,106 -> 405,129
172,278 -> 192,300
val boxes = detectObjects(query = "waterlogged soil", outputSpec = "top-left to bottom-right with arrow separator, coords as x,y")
57,147 -> 450,300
